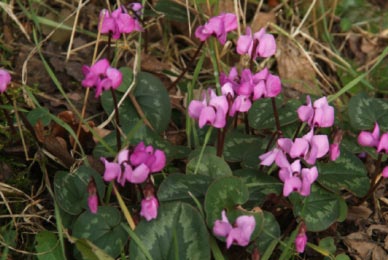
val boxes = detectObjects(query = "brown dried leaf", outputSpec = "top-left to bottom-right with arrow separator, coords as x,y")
276,36 -> 321,96
251,11 -> 276,33
43,136 -> 74,168
344,232 -> 377,260
347,205 -> 373,221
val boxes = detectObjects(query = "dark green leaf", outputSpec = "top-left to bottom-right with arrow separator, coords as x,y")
35,231 -> 65,260
186,154 -> 233,177
72,206 -> 128,258
75,239 -> 114,260
130,202 -> 211,260
223,131 -> 263,162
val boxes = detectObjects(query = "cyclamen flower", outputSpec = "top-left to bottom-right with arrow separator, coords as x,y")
140,195 -> 159,221
100,6 -> 142,39
82,58 -> 122,98
188,89 -> 228,128
237,27 -> 276,58
87,178 -> 98,214
358,122 -> 388,154
295,224 -> 308,253
297,96 -> 334,128
213,210 -> 256,248
0,69 -> 11,93
101,142 -> 166,186
195,13 -> 237,44
382,166 -> 388,178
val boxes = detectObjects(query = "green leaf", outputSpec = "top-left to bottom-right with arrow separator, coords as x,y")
255,212 -> 281,256
336,253 -> 351,260
318,237 -> 336,255
290,185 -> 344,232
130,202 -> 211,260
348,93 -> 388,130
101,70 -> 171,133
155,0 -> 192,22
223,131 -> 263,162
27,107 -> 51,126
234,169 -> 282,205
116,67 -> 133,93
248,97 -> 301,130
317,149 -> 369,197
35,231 -> 65,260
158,173 -> 213,203
72,206 -> 128,258
204,176 -> 250,228
186,154 -> 233,178
54,166 -> 105,215
75,239 -> 114,260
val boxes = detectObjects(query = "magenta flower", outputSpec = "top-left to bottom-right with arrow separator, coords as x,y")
259,138 -> 292,167
195,13 -> 237,44
329,143 -> 340,161
140,195 -> 159,221
82,58 -> 122,97
88,194 -> 98,214
100,6 -> 142,39
237,27 -> 276,58
0,69 -> 11,93
101,143 -> 166,186
295,232 -> 307,253
251,68 -> 282,100
358,123 -> 380,147
289,128 -> 329,165
297,96 -> 334,128
382,166 -> 388,178
377,133 -> 388,153
213,210 -> 256,248
188,89 -> 228,128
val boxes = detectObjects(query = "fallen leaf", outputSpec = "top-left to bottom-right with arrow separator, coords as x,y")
251,11 -> 276,33
347,205 -> 373,221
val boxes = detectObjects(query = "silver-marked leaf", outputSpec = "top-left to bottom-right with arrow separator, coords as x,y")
101,70 -> 171,133
186,154 -> 233,178
290,185 -> 344,232
223,131 -> 263,162
72,206 -> 127,258
253,211 -> 281,256
158,173 -> 213,203
54,166 -> 105,215
204,176 -> 250,227
317,149 -> 369,197
348,93 -> 388,130
130,202 -> 210,260
248,97 -> 301,130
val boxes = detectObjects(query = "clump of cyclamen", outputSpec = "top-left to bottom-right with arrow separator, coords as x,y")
81,58 -> 122,98
213,210 -> 256,248
101,142 -> 166,221
0,69 -> 11,93
259,96 -> 337,197
358,122 -> 388,177
195,13 -> 237,44
100,5 -> 142,39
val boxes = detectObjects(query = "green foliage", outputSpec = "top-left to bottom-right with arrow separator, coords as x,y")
130,202 -> 211,260
35,231 -> 65,260
72,206 -> 128,258
186,153 -> 233,177
54,166 -> 105,215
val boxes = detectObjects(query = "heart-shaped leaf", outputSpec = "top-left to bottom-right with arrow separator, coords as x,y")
290,185 -> 345,232
223,131 -> 263,162
186,154 -> 233,177
129,202 -> 210,260
348,93 -> 388,130
317,149 -> 369,197
54,166 -> 105,215
158,173 -> 213,203
35,231 -> 65,260
101,70 -> 171,133
72,206 -> 128,258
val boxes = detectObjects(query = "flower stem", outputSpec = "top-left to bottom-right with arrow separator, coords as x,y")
170,42 -> 204,90
357,153 -> 383,205
194,127 -> 213,174
271,97 -> 281,135
110,88 -> 121,151
113,184 -> 136,230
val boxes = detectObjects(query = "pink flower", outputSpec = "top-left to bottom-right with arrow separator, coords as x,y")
101,143 -> 166,186
82,59 -> 122,97
195,13 -> 237,44
290,128 -> 329,165
188,89 -> 228,128
329,143 -> 340,161
100,6 -> 142,39
297,96 -> 334,128
377,133 -> 388,154
140,195 -> 159,221
358,123 -> 380,147
295,232 -> 307,253
237,27 -> 276,59
252,68 -> 281,100
88,194 -> 98,214
0,69 -> 11,93
213,210 -> 256,249
382,166 -> 388,178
